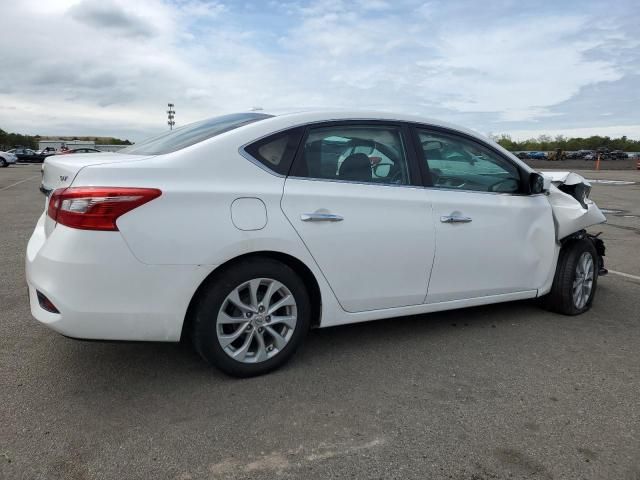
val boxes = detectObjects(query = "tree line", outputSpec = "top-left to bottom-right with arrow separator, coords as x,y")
0,128 -> 132,150
491,134 -> 640,152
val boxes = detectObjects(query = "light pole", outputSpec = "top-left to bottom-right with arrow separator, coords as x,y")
167,103 -> 175,130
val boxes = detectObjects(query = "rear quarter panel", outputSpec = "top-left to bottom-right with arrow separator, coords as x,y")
70,133 -> 323,275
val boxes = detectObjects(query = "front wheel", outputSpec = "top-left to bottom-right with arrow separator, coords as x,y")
0,159 -> 7,167
191,258 -> 311,377
540,238 -> 598,315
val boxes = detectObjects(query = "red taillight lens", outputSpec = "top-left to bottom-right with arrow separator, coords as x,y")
47,187 -> 162,231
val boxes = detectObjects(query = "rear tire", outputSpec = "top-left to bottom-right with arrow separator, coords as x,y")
540,238 -> 598,315
191,258 -> 311,377
0,159 -> 7,167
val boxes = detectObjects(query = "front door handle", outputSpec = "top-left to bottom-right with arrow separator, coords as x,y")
440,215 -> 472,223
301,213 -> 344,222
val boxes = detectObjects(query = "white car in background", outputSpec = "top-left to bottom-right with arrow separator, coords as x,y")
0,151 -> 18,167
26,110 -> 607,376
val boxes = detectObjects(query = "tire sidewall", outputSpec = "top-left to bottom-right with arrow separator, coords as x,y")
560,239 -> 599,314
193,258 -> 311,377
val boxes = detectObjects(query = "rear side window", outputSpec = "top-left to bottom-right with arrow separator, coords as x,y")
244,127 -> 303,175
120,113 -> 273,155
290,124 -> 410,185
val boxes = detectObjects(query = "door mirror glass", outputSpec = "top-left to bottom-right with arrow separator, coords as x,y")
529,172 -> 549,194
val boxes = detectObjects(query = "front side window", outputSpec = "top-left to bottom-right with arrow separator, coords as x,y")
120,112 -> 273,156
417,129 -> 521,193
291,125 -> 410,185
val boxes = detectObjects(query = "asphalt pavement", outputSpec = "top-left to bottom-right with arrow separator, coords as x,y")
1,164 -> 639,480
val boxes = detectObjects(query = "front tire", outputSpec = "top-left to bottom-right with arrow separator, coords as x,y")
541,238 -> 598,315
0,159 -> 7,168
191,258 -> 311,377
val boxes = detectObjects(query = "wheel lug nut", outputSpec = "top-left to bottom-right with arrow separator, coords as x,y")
258,327 -> 264,333
245,312 -> 252,318
246,325 -> 253,332
265,315 -> 271,323
258,305 -> 265,313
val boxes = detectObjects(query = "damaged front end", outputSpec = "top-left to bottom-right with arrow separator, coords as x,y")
541,171 -> 608,276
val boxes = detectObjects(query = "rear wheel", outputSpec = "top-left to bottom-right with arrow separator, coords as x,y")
541,238 -> 598,315
0,159 -> 7,167
191,258 -> 311,377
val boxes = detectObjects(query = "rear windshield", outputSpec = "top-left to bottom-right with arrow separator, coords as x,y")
120,112 -> 273,155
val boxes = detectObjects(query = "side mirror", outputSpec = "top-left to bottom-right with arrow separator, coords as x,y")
529,172 -> 550,194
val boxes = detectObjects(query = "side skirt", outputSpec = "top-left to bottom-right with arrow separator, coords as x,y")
319,290 -> 538,328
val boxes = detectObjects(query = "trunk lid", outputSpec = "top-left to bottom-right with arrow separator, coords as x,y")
41,153 -> 150,192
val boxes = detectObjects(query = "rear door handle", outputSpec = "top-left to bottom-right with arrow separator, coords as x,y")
301,213 -> 344,222
440,215 -> 472,223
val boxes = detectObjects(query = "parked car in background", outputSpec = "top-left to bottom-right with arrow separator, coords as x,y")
0,151 -> 18,167
7,148 -> 49,163
63,148 -> 101,154
37,147 -> 57,155
610,150 -> 628,160
527,151 -> 547,159
28,110 -> 608,377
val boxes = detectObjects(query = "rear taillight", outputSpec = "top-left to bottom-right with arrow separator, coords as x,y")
47,187 -> 162,231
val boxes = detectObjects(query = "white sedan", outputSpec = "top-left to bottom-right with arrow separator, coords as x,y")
26,110 -> 607,376
0,151 -> 18,167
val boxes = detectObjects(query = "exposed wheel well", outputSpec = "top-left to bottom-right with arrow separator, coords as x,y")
181,251 -> 322,341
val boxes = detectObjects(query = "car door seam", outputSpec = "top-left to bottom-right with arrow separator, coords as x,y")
278,178 -> 348,313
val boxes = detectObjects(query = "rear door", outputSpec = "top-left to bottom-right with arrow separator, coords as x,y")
411,126 -> 556,303
281,121 -> 435,313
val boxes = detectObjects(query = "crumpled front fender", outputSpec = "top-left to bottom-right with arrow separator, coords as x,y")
541,171 -> 606,240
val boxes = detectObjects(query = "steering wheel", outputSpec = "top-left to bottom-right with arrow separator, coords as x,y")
388,167 -> 404,183
429,168 -> 442,185
373,162 -> 404,183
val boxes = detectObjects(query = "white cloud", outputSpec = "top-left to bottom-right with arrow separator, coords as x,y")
0,0 -> 637,140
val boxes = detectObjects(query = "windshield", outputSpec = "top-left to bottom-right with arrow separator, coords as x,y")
120,112 -> 273,155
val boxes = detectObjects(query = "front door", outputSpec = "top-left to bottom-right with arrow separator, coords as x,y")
281,122 -> 435,313
412,126 -> 556,303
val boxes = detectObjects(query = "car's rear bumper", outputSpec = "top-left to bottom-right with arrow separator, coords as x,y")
26,214 -> 212,341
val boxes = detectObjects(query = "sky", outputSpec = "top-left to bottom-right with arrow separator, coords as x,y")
0,0 -> 638,141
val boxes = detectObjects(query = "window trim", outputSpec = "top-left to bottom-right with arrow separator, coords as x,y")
288,120 -> 422,187
408,123 -> 532,196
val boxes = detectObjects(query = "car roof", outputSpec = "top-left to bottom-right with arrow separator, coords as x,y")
261,108 -> 478,136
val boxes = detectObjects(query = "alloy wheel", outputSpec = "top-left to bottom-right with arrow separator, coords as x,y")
216,278 -> 298,363
572,252 -> 594,309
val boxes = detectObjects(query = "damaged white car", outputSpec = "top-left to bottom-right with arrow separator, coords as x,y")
26,110 -> 607,376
